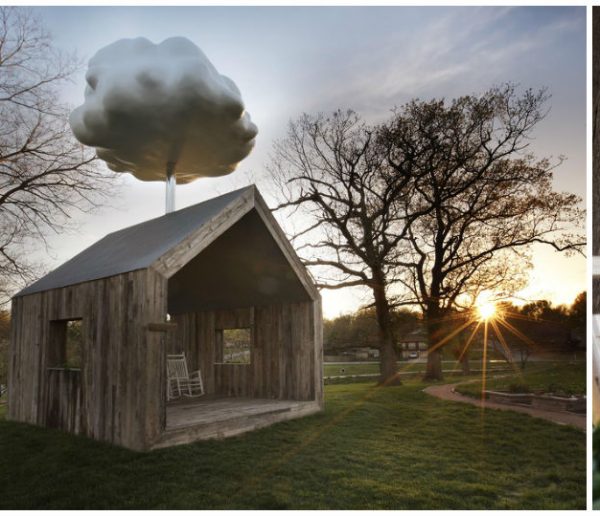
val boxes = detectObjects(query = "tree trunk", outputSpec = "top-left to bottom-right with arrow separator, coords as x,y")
423,305 -> 444,381
424,347 -> 443,381
371,272 -> 400,386
460,355 -> 470,375
456,330 -> 471,375
379,338 -> 400,386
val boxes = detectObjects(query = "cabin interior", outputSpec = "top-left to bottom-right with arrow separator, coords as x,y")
159,209 -> 322,447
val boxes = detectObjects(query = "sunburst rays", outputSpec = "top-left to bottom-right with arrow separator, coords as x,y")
424,300 -> 541,406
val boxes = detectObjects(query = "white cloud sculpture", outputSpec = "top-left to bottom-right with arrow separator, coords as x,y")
70,37 -> 258,184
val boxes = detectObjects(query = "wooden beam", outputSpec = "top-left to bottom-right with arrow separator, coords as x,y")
147,322 -> 178,332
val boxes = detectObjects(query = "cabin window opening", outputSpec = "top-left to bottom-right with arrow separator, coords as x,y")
49,319 -> 83,369
215,328 -> 252,365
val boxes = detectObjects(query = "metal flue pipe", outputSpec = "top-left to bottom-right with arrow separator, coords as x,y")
165,161 -> 176,213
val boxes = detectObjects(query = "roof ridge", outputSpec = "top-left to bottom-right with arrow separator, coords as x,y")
102,184 -> 255,239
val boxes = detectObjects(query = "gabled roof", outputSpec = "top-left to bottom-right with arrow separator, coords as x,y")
16,185 -> 318,299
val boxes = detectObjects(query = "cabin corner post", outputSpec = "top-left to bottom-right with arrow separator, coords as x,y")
7,293 -> 47,425
6,295 -> 20,422
313,296 -> 324,409
141,270 -> 168,450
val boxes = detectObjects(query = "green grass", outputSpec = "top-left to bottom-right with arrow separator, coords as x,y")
324,362 -> 380,376
455,361 -> 586,398
0,381 -> 584,509
323,360 -> 507,377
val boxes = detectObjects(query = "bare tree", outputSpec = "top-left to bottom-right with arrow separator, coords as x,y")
0,7 -> 115,301
272,86 -> 583,384
270,110 -> 425,385
378,85 -> 584,380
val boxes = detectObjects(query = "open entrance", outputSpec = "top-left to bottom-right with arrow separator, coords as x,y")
158,209 -> 319,447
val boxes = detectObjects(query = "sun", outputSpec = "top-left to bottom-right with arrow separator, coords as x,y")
477,301 -> 496,321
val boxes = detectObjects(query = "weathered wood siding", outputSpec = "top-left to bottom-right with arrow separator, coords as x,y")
594,6 -> 600,255
8,269 -> 167,451
312,297 -> 324,409
44,368 -> 82,434
169,301 -> 321,402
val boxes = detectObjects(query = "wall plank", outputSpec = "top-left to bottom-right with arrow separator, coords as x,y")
170,302 -> 319,401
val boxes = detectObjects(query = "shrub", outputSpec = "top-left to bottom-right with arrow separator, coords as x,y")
508,382 -> 530,394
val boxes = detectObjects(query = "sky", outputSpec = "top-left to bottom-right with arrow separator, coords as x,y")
32,6 -> 586,319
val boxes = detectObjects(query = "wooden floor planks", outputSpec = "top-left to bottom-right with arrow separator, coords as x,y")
153,397 -> 321,449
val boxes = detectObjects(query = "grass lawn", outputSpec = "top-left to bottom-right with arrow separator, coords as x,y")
323,360 -> 508,377
454,361 -> 586,399
324,362 -> 380,376
0,381 -> 584,509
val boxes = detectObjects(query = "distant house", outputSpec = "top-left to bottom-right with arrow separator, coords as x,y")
397,329 -> 428,359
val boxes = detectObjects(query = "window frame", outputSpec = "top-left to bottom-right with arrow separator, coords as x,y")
48,318 -> 84,370
214,326 -> 253,366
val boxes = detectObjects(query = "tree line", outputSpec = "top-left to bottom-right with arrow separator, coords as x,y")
323,292 -> 585,360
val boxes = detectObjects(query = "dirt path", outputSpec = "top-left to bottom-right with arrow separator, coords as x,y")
423,382 -> 586,431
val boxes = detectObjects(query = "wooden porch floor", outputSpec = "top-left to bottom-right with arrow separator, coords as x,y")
152,397 -> 321,449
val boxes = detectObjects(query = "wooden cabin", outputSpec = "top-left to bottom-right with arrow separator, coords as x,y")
8,186 -> 323,451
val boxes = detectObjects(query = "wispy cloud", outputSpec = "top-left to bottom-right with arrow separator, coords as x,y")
296,7 -> 583,122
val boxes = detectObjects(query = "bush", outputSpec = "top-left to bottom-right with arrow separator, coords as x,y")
508,382 -> 530,394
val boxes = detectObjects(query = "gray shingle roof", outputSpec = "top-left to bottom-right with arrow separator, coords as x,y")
16,186 -> 252,297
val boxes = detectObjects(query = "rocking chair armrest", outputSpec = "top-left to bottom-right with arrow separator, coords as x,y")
189,370 -> 202,379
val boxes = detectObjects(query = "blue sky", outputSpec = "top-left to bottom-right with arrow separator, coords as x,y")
34,6 -> 586,318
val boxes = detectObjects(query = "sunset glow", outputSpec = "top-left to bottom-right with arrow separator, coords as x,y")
477,301 -> 496,321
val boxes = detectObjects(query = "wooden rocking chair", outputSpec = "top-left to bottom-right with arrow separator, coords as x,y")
167,353 -> 204,400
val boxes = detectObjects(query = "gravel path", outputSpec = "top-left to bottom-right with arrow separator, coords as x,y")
423,382 -> 586,431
